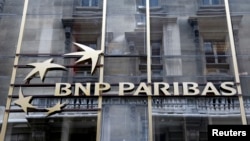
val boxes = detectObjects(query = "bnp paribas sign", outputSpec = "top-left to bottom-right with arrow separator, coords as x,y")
14,43 -> 238,115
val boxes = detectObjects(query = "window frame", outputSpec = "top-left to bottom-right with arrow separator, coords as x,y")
203,41 -> 229,75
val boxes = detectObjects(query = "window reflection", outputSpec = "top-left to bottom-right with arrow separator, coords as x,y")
204,41 -> 229,75
139,0 -> 159,7
81,0 -> 99,7
6,117 -> 97,141
152,97 -> 242,141
101,98 -> 148,141
202,0 -> 223,5
1,0 -> 248,141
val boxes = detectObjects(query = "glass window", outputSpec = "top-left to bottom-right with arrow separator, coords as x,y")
140,0 -> 158,7
203,0 -> 210,5
202,0 -> 223,5
105,0 -> 147,84
204,41 -> 227,64
152,97 -> 242,141
101,98 -> 148,141
151,42 -> 162,77
204,41 -> 228,74
212,0 -> 220,5
204,42 -> 215,63
82,0 -> 98,7
136,14 -> 146,26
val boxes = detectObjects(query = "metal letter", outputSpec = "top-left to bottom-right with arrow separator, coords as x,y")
133,83 -> 151,96
153,82 -> 170,96
173,82 -> 180,96
75,83 -> 91,96
183,82 -> 199,96
54,83 -> 72,96
220,82 -> 237,96
119,82 -> 134,96
201,82 -> 220,96
94,83 -> 111,96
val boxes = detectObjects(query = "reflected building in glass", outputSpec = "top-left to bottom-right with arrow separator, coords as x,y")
0,0 -> 249,141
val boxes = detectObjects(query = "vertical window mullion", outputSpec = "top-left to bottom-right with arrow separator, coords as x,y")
146,0 -> 153,141
224,0 -> 247,124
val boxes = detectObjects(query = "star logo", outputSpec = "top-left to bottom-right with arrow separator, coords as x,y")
14,88 -> 36,114
64,42 -> 103,74
17,42 -> 104,116
24,58 -> 66,82
46,102 -> 66,116
13,88 -> 67,116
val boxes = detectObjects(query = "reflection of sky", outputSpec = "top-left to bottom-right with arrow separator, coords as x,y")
101,104 -> 148,141
112,35 -> 125,42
